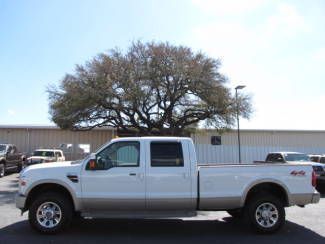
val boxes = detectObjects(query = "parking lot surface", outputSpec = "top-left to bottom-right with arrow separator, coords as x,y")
1,173 -> 324,243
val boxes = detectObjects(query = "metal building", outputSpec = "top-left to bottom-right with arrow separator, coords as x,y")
0,125 -> 115,160
191,129 -> 325,164
1,125 -> 324,163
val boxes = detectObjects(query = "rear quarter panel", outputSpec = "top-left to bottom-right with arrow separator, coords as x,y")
198,164 -> 314,210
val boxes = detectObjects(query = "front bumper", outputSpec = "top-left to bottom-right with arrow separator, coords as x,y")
311,192 -> 320,204
15,193 -> 27,210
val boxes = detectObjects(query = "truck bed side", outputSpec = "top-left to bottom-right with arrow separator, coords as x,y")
198,163 -> 315,210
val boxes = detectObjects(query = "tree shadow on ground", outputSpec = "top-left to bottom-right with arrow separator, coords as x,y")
0,217 -> 324,244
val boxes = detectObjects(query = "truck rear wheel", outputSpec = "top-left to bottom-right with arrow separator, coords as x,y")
245,194 -> 285,234
28,192 -> 73,234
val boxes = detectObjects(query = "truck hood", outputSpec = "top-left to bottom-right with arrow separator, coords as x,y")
21,160 -> 83,177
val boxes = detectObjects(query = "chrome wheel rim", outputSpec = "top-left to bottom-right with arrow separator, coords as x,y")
36,202 -> 62,228
255,202 -> 279,228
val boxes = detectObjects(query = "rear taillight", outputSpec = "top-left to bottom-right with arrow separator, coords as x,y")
312,171 -> 317,187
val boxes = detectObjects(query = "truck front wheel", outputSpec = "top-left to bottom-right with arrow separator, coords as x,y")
28,192 -> 73,234
245,194 -> 285,234
0,163 -> 5,178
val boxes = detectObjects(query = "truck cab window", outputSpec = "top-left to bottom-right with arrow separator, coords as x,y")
150,142 -> 184,167
97,141 -> 140,169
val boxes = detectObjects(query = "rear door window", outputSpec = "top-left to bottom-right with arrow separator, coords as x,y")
150,142 -> 184,167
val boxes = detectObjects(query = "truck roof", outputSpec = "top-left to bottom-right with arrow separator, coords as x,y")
111,136 -> 192,141
34,149 -> 63,152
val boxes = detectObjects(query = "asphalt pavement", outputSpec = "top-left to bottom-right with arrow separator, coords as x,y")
0,173 -> 324,243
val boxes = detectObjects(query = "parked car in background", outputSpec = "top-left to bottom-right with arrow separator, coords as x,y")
320,156 -> 325,164
309,154 -> 325,164
26,149 -> 65,166
16,137 -> 319,234
257,152 -> 325,192
0,143 -> 26,177
309,154 -> 322,163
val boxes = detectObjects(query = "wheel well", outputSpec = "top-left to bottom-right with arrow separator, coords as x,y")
25,183 -> 75,211
0,159 -> 6,165
245,182 -> 289,207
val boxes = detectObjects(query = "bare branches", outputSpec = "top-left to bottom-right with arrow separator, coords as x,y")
48,41 -> 252,135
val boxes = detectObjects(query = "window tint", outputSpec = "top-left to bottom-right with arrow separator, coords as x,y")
284,153 -> 309,162
33,151 -> 55,157
320,157 -> 325,164
151,142 -> 184,167
266,154 -> 274,162
97,141 -> 140,169
266,154 -> 283,162
55,151 -> 62,157
0,145 -> 6,152
310,156 -> 320,163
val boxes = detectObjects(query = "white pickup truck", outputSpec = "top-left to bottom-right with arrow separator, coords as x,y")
16,137 -> 320,234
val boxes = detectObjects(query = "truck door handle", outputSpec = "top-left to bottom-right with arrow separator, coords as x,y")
129,173 -> 136,176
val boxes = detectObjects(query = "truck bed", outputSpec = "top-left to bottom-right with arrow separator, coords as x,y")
197,163 -> 315,210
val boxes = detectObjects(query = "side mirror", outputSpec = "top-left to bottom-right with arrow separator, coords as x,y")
87,159 -> 97,170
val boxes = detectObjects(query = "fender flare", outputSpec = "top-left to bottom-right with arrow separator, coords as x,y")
25,179 -> 81,211
240,178 -> 291,207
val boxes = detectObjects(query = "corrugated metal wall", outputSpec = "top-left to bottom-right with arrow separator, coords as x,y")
0,126 -> 114,160
191,130 -> 325,164
1,126 -> 325,164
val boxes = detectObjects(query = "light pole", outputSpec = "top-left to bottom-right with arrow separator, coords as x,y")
235,85 -> 245,164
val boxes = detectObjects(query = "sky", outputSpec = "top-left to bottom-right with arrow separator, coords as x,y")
0,0 -> 325,130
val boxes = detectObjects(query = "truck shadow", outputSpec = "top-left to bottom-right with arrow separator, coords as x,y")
0,218 -> 324,243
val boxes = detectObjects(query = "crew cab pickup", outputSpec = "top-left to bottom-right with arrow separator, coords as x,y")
16,137 -> 320,234
0,143 -> 25,177
26,149 -> 65,166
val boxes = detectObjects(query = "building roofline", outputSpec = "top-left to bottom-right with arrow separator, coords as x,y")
0,124 -> 115,131
0,125 -> 325,133
194,128 -> 325,133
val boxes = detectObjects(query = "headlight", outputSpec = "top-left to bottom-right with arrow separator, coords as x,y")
19,175 -> 27,186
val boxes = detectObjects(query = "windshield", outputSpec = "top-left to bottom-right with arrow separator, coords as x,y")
284,153 -> 310,162
0,145 -> 6,152
33,151 -> 55,157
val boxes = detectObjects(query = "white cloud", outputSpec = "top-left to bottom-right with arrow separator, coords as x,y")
265,3 -> 309,38
312,47 -> 325,62
186,1 -> 321,129
7,109 -> 16,116
192,0 -> 267,15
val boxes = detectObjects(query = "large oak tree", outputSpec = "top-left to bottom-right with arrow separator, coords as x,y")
48,41 -> 251,135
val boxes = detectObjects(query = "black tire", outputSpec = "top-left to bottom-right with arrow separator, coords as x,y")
244,194 -> 285,234
28,192 -> 73,234
227,209 -> 243,218
0,163 -> 5,178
